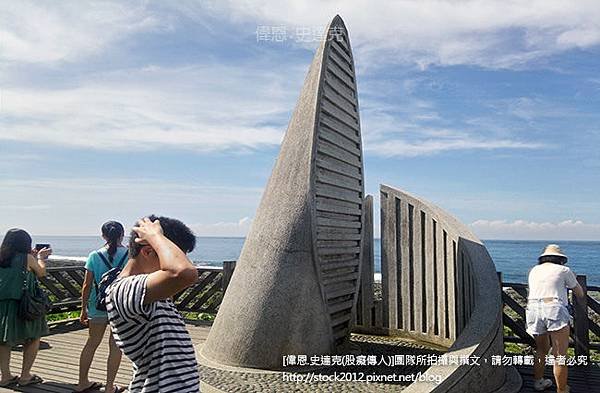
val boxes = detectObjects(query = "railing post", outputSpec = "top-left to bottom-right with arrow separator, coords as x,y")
497,272 -> 506,355
573,274 -> 589,360
497,271 -> 503,310
497,272 -> 505,345
222,261 -> 236,292
359,195 -> 374,327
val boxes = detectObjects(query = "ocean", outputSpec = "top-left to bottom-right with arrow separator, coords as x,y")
14,236 -> 600,286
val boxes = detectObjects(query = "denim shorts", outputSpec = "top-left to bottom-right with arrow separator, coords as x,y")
526,300 -> 571,336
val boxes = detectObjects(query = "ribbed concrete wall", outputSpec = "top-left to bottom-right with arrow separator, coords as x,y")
200,15 -> 365,370
356,195 -> 374,327
378,185 -> 507,392
380,186 -> 474,346
314,20 -> 365,346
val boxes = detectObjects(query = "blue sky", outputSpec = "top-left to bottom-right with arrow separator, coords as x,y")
1,1 -> 599,240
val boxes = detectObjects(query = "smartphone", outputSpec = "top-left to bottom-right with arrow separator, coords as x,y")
35,243 -> 51,251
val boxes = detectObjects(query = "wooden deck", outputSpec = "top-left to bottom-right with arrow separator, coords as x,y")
0,321 -> 211,393
516,363 -> 600,392
2,319 -> 599,392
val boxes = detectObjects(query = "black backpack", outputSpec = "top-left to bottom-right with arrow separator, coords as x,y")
94,250 -> 128,312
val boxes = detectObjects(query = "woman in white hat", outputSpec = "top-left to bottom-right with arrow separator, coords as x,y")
526,244 -> 584,393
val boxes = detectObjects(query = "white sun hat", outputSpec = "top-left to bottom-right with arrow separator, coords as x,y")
539,244 -> 567,259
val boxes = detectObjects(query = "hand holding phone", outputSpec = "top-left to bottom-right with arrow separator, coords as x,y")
35,243 -> 50,251
34,244 -> 52,260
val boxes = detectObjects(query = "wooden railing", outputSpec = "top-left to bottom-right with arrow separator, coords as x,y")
500,272 -> 600,358
40,266 -> 86,313
40,260 -> 236,316
173,261 -> 236,314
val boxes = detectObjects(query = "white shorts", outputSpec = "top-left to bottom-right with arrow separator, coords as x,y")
526,300 -> 571,336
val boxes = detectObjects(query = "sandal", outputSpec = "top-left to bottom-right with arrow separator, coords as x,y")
18,374 -> 43,386
73,381 -> 103,392
0,376 -> 19,387
100,386 -> 126,393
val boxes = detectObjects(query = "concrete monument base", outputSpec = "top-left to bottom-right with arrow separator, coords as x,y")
198,334 -> 443,393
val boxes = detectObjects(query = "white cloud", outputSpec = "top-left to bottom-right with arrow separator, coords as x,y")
4,1 -> 598,70
365,137 -> 543,157
557,28 -> 600,48
470,219 -> 600,240
0,178 -> 263,236
207,0 -> 600,69
190,217 -> 253,237
486,97 -> 593,123
0,204 -> 51,211
0,178 -> 263,202
0,64 -> 300,152
0,1 -> 583,156
0,1 -> 163,63
359,92 -> 546,157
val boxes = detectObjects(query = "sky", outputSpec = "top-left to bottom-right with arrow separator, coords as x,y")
1,1 -> 599,240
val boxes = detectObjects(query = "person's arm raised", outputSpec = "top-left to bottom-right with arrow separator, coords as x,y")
28,247 -> 50,278
133,218 -> 198,304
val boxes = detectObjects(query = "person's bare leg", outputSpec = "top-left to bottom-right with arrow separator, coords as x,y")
105,334 -> 122,393
76,321 -> 106,391
534,333 -> 550,380
549,325 -> 570,392
20,338 -> 40,381
0,344 -> 15,383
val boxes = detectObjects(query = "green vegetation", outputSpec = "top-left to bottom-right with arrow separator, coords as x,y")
47,310 -> 80,322
501,287 -> 600,363
504,324 -> 600,362
180,311 -> 216,321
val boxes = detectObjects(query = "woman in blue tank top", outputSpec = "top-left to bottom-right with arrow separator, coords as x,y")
75,221 -> 127,393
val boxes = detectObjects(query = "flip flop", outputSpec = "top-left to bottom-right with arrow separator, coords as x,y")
100,386 -> 125,393
73,381 -> 103,392
18,374 -> 43,386
0,376 -> 18,387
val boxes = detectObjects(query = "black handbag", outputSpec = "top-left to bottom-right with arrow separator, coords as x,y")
18,270 -> 51,321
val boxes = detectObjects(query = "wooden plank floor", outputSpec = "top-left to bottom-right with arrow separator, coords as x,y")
516,363 -> 600,392
6,322 -> 599,393
0,321 -> 211,393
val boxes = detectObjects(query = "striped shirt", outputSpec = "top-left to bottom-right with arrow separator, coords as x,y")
106,274 -> 200,392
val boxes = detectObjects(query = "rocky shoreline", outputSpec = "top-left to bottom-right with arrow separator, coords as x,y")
47,256 -> 87,267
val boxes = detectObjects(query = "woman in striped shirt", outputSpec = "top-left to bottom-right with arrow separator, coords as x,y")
106,216 -> 199,392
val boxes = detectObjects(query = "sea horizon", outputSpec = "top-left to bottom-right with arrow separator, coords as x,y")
11,235 -> 598,286
22,234 -> 600,241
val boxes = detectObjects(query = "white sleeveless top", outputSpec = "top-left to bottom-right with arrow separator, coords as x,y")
528,263 -> 578,304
